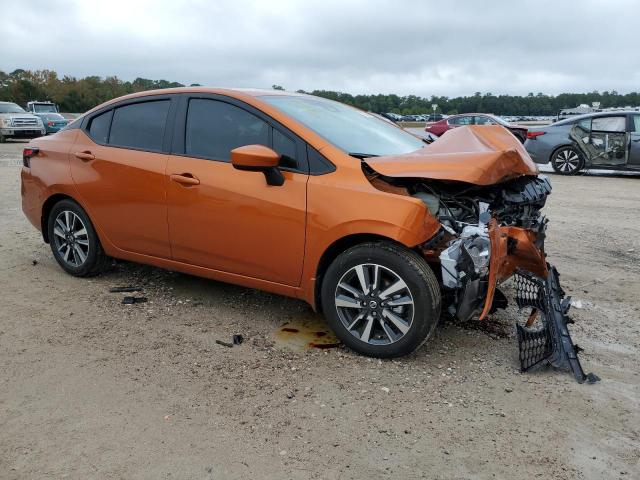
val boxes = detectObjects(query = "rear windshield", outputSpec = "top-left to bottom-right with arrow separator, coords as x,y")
261,95 -> 424,157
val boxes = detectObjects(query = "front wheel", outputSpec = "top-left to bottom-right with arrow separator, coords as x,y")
321,242 -> 441,358
551,146 -> 584,175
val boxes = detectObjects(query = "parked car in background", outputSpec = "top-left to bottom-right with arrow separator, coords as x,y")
525,111 -> 640,174
21,88 -> 574,363
426,113 -> 444,122
379,112 -> 400,123
0,102 -> 46,142
426,113 -> 528,143
26,101 -> 68,134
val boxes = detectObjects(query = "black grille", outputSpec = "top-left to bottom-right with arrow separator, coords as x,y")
513,267 -> 599,384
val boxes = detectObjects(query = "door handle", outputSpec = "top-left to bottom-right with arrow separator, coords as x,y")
74,151 -> 95,161
170,173 -> 200,186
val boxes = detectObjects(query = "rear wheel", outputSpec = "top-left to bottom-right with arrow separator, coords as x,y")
321,242 -> 441,358
47,199 -> 108,276
551,146 -> 584,175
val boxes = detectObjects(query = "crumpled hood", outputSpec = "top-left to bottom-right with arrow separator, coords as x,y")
365,125 -> 539,185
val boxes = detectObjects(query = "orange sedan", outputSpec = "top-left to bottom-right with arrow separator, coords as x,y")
20,88 -> 595,378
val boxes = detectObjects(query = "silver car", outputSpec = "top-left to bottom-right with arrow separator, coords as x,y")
524,111 -> 640,174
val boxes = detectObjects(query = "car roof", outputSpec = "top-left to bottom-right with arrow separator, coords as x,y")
78,87 -> 310,117
113,87 -> 303,99
450,113 -> 496,117
555,110 -> 639,125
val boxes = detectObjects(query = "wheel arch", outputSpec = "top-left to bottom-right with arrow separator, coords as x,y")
313,233 -> 412,313
41,193 -> 91,243
549,143 -> 582,163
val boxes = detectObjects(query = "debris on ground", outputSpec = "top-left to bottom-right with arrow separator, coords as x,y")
232,334 -> 244,345
215,339 -> 234,348
110,286 -> 143,293
122,296 -> 148,305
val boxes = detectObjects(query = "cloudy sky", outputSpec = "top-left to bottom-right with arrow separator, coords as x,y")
2,0 -> 636,97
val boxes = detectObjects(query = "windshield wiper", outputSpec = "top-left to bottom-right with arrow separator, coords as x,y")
348,152 -> 379,159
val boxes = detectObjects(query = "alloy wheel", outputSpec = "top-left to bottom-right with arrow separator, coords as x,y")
334,263 -> 414,345
52,210 -> 90,267
553,148 -> 581,173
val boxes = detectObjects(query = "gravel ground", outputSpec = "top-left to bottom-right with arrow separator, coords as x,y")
1,140 -> 638,479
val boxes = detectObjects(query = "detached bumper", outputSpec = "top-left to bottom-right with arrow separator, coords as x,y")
514,267 -> 599,384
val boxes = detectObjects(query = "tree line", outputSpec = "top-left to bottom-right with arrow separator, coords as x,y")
1,69 -> 638,116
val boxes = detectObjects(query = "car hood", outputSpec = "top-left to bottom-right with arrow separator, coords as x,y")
365,125 -> 539,185
0,112 -> 40,119
34,112 -> 66,121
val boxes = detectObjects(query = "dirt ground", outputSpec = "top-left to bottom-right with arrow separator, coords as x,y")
1,140 -> 638,479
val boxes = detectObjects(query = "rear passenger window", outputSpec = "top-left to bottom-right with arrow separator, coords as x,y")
186,99 -> 269,161
88,110 -> 112,144
273,129 -> 297,169
109,100 -> 170,151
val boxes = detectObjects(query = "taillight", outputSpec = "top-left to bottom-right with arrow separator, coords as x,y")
23,147 -> 39,167
47,121 -> 55,126
527,131 -> 546,139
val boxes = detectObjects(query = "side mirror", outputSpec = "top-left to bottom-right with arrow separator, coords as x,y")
231,144 -> 284,186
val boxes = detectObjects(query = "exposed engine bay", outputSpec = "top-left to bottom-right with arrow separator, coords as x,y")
365,169 -> 552,321
363,165 -> 597,384
416,175 -> 552,321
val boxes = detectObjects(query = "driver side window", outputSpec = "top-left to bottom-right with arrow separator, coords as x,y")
185,99 -> 269,161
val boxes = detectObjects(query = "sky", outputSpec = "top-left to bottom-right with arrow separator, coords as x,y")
1,0 -> 637,97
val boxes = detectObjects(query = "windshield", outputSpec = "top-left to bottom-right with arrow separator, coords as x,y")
0,103 -> 26,114
262,95 -> 425,157
33,104 -> 58,113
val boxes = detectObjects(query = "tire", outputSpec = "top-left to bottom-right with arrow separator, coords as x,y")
47,199 -> 109,277
321,241 -> 441,358
0,134 -> 6,143
551,146 -> 584,175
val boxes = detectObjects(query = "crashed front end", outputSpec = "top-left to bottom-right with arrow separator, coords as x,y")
366,125 -> 598,383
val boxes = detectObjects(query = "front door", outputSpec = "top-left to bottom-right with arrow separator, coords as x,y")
70,98 -> 174,258
166,96 -> 307,286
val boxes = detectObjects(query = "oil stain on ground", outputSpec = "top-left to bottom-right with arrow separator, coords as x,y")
273,318 -> 341,351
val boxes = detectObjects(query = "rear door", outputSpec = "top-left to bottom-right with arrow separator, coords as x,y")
629,114 -> 640,167
165,94 -> 308,286
570,115 -> 629,167
70,96 -> 175,258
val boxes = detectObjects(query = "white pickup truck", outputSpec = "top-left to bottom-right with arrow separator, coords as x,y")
0,101 -> 46,142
